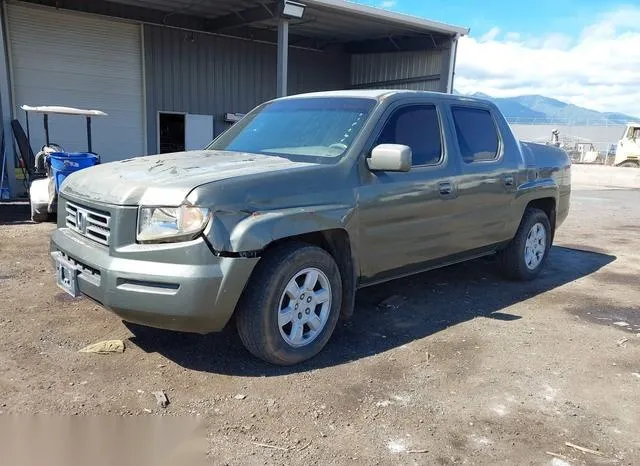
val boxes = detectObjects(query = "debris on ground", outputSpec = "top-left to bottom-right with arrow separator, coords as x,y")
252,441 -> 288,451
234,394 -> 247,400
387,439 -> 407,453
565,441 -> 605,457
152,390 -> 169,408
298,440 -> 312,452
617,337 -> 629,347
632,373 -> 640,379
78,339 -> 125,354
546,451 -> 569,460
613,322 -> 630,327
378,295 -> 407,311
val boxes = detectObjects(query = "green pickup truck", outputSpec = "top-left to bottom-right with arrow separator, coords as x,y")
51,90 -> 571,365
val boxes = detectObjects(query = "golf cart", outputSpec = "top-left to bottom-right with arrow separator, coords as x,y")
21,105 -> 107,222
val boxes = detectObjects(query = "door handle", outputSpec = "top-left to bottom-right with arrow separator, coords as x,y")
504,175 -> 514,187
439,181 -> 453,196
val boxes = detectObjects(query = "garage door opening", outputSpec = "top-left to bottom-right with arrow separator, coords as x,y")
158,112 -> 185,154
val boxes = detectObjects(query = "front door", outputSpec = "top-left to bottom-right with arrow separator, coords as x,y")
357,102 -> 464,282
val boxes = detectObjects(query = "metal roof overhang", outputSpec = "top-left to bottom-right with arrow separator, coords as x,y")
21,0 -> 469,52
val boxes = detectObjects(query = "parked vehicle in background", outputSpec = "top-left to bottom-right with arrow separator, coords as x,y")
567,142 -> 601,164
50,90 -> 571,365
19,106 -> 106,222
615,123 -> 640,167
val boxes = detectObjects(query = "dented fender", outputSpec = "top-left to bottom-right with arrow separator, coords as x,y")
207,204 -> 356,253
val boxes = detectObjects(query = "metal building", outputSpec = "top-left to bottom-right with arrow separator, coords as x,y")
0,0 -> 468,197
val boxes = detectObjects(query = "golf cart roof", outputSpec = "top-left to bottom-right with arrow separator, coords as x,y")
21,105 -> 107,117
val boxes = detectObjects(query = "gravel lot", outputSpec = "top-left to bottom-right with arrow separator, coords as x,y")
0,165 -> 638,465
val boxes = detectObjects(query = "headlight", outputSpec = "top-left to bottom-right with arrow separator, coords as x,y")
137,205 -> 211,243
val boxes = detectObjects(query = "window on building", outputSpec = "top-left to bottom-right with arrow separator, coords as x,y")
451,107 -> 500,163
374,105 -> 442,166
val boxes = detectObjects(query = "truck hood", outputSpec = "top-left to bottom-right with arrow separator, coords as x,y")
60,150 -> 316,206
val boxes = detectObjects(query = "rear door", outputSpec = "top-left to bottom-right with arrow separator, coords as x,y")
357,100 -> 465,281
447,104 -> 518,249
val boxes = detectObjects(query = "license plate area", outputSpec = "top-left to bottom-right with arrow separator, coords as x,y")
55,255 -> 79,297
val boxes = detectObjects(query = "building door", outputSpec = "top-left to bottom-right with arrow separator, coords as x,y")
185,114 -> 214,150
158,113 -> 214,153
158,112 -> 185,153
7,3 -> 145,162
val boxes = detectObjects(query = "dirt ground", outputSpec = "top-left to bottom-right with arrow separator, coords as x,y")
0,165 -> 639,465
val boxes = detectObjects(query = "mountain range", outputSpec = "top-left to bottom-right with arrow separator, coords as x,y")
459,92 -> 638,125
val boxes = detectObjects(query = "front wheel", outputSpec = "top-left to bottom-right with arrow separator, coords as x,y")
236,243 -> 342,365
497,208 -> 552,281
619,161 -> 639,168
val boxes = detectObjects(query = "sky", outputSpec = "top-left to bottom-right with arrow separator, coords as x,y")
354,1 -> 640,116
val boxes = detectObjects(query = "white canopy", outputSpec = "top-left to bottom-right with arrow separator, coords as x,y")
21,105 -> 107,117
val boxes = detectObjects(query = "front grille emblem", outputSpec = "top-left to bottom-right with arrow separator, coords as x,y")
65,201 -> 110,246
76,210 -> 87,234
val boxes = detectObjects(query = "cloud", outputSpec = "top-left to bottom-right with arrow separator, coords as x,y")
480,27 -> 501,42
455,5 -> 640,116
378,1 -> 397,8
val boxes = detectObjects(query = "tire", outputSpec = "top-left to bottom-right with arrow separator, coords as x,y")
619,161 -> 639,168
236,242 -> 342,365
497,208 -> 552,281
30,202 -> 50,223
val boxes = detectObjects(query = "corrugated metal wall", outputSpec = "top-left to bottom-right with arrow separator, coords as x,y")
143,25 -> 350,152
350,50 -> 444,91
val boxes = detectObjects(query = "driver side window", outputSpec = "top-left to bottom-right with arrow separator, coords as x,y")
375,105 -> 443,166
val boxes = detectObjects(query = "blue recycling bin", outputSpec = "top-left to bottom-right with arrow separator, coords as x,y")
48,152 -> 99,193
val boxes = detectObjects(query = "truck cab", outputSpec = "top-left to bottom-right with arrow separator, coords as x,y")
615,123 -> 640,167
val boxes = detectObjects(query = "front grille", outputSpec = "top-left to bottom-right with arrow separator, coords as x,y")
65,201 -> 111,246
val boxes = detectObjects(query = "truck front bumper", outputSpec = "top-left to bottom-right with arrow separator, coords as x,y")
50,228 -> 259,333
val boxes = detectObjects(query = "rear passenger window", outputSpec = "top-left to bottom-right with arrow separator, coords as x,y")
375,105 -> 442,166
451,107 -> 500,163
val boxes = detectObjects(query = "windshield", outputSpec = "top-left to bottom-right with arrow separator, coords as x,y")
208,97 -> 376,159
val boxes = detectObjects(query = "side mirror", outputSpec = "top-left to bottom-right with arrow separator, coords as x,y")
367,144 -> 412,172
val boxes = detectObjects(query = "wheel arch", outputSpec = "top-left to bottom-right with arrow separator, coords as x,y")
261,228 -> 357,321
526,197 -> 556,239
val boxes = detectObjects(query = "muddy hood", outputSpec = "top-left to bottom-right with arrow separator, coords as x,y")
60,150 -> 316,206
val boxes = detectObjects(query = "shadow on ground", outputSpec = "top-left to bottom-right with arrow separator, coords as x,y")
0,201 -> 33,225
127,246 -> 615,376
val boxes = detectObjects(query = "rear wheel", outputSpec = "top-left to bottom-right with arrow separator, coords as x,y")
619,161 -> 639,168
236,243 -> 342,365
498,208 -> 552,281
